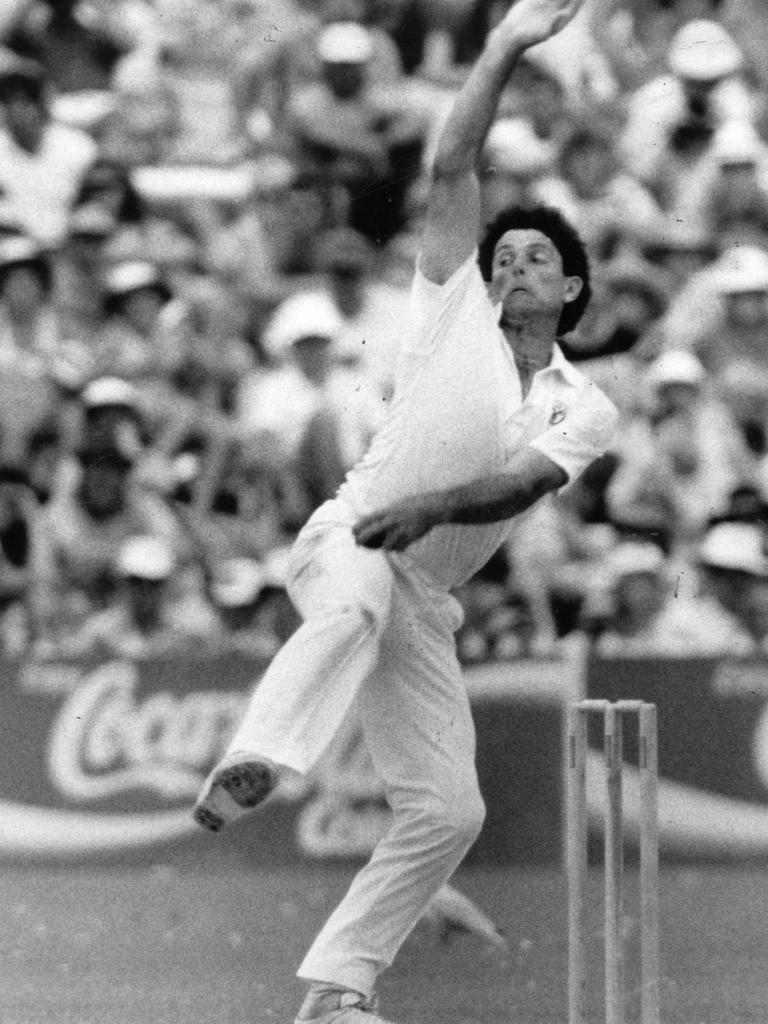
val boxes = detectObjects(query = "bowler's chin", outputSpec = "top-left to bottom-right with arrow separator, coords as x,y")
501,292 -> 538,320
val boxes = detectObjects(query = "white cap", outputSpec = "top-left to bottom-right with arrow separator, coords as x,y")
667,19 -> 742,82
105,260 -> 165,298
716,245 -> 768,294
118,535 -> 175,581
604,542 -> 666,582
713,121 -> 763,166
699,522 -> 768,576
317,22 -> 373,64
646,350 -> 706,389
263,291 -> 342,359
0,235 -> 45,266
210,558 -> 267,608
82,376 -> 140,410
485,118 -> 555,177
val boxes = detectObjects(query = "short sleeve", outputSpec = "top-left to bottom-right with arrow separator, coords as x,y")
528,383 -> 618,484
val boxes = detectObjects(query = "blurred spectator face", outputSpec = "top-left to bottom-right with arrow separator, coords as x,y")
79,459 -> 131,518
2,88 -> 47,153
0,264 -> 48,319
323,60 -> 367,99
119,288 -> 166,336
724,290 -> 768,328
126,576 -> 166,632
614,571 -> 666,630
513,63 -> 565,138
69,229 -> 112,268
656,381 -> 700,418
563,137 -> 616,199
84,406 -> 141,453
292,335 -> 333,384
701,565 -> 749,617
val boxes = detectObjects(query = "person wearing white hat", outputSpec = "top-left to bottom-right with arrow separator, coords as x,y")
592,530 -> 758,656
286,18 -> 426,244
607,347 -> 751,547
620,18 -> 754,229
97,259 -> 177,383
703,119 -> 768,243
195,4 -> 617,1024
67,533 -> 217,658
236,290 -> 384,517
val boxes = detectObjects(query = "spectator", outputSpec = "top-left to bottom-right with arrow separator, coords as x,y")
79,376 -> 144,456
606,350 -> 750,548
0,0 -> 153,94
0,55 -> 97,247
0,235 -> 58,360
314,226 -> 408,400
592,541 -> 671,655
563,253 -> 669,412
678,520 -> 768,653
592,536 -> 752,656
233,0 -> 404,142
621,19 -> 752,233
102,45 -> 180,166
68,533 -> 217,658
203,154 -> 327,313
536,122 -> 666,262
97,260 -> 176,383
55,203 -> 117,344
704,120 -> 768,245
675,245 -> 768,442
286,21 -> 426,244
209,554 -> 298,657
479,117 -> 555,226
236,291 -> 384,515
36,437 -> 181,648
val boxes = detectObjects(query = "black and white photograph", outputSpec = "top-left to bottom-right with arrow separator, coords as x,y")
1,1 -> 768,1022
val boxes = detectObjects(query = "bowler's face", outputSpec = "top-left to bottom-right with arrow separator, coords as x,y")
490,229 -> 581,325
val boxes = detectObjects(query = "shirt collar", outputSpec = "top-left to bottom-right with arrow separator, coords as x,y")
536,342 -> 583,386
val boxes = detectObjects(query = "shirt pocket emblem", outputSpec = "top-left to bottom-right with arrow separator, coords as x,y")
549,400 -> 568,426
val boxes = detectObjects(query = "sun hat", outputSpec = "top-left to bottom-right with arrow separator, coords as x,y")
667,19 -> 742,83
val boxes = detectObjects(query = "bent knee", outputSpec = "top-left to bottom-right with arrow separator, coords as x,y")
418,788 -> 486,847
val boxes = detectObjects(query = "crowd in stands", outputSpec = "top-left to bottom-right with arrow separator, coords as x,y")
1,0 -> 768,661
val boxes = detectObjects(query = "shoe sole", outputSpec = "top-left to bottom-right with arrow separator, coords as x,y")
192,761 -> 277,833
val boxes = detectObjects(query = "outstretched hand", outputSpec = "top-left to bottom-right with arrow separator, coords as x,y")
500,0 -> 584,50
353,495 -> 447,552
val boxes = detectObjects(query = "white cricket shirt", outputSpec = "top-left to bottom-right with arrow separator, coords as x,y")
338,251 -> 617,589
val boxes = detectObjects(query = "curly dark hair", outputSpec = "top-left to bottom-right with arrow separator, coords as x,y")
477,204 -> 591,335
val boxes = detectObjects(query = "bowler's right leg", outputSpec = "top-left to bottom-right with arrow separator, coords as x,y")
193,502 -> 394,832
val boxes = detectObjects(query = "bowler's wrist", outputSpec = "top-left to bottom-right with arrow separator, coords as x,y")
483,22 -> 532,60
487,21 -> 536,57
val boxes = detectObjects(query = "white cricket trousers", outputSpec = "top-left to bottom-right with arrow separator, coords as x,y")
226,498 -> 485,997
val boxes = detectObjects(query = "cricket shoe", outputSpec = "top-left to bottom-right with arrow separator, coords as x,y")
192,751 -> 279,832
294,992 -> 403,1024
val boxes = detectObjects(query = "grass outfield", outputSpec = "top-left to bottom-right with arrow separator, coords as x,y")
0,864 -> 766,1024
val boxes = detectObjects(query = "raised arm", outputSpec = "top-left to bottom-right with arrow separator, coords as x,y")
420,0 -> 583,285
